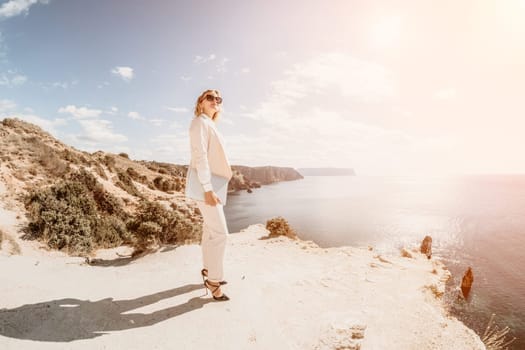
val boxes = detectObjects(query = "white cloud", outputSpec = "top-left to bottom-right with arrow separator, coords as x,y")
11,74 -> 27,85
52,82 -> 68,89
0,99 -> 66,135
165,106 -> 189,113
2,113 -> 66,135
216,57 -> 229,73
77,119 -> 127,143
223,53 -> 458,175
58,105 -> 102,119
128,111 -> 165,126
97,81 -> 110,89
433,87 -> 457,100
241,67 -> 250,73
127,111 -> 145,120
273,53 -> 394,102
0,71 -> 28,86
149,119 -> 165,127
0,99 -> 16,112
111,66 -> 134,82
180,76 -> 192,81
192,54 -> 229,72
150,132 -> 189,163
194,54 -> 216,64
0,0 -> 49,19
239,112 -> 258,120
46,80 -> 78,89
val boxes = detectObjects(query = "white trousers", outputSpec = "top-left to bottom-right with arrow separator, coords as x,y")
196,201 -> 229,282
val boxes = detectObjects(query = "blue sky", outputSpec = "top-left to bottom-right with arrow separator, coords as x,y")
1,0 -> 525,175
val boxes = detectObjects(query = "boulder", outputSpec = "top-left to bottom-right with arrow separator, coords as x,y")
461,267 -> 474,299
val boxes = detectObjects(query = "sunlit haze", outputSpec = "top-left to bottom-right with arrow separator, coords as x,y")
1,0 -> 524,175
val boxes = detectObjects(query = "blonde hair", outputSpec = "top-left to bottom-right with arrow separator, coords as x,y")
194,89 -> 221,121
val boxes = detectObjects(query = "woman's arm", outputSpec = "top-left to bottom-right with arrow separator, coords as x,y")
189,117 -> 213,192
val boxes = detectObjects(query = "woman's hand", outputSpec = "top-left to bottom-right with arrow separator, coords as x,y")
204,190 -> 222,206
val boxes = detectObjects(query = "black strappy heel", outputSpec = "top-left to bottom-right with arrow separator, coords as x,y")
201,268 -> 227,285
204,279 -> 230,301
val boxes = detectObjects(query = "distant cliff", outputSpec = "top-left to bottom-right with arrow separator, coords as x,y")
230,165 -> 303,192
297,167 -> 356,176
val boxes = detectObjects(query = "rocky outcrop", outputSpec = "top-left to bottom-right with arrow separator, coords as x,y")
461,267 -> 474,299
229,165 -> 303,192
420,236 -> 432,259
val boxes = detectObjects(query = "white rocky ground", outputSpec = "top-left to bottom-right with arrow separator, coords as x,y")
1,194 -> 486,349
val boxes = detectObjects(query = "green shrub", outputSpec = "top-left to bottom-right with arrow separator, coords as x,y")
24,175 -> 130,256
68,167 -> 98,191
69,168 -> 127,218
25,180 -> 99,254
96,216 -> 133,248
92,186 -> 127,218
23,168 -> 198,256
153,176 -> 176,192
61,149 -> 89,165
116,171 -> 142,197
265,216 -> 298,239
127,200 -> 201,253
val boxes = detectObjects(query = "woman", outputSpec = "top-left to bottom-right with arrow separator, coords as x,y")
187,89 -> 233,301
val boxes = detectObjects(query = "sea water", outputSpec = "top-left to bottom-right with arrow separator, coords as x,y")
224,175 -> 525,349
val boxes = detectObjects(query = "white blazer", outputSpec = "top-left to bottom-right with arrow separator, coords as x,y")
188,114 -> 233,192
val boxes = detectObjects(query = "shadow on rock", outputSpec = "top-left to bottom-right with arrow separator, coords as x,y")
0,283 -> 212,342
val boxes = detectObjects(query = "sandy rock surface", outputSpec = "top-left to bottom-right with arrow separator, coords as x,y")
1,219 -> 485,350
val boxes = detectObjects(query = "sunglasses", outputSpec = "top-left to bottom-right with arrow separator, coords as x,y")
204,95 -> 223,104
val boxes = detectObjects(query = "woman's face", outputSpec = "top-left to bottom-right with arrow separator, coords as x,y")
201,91 -> 222,117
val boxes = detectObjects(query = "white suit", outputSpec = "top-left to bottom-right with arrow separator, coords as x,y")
187,114 -> 233,282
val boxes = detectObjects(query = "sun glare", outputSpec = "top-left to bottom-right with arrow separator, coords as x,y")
370,16 -> 401,49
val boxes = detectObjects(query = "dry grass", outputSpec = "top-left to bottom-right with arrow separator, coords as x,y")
482,314 -> 516,350
0,229 -> 21,255
7,235 -> 21,255
23,136 -> 70,177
